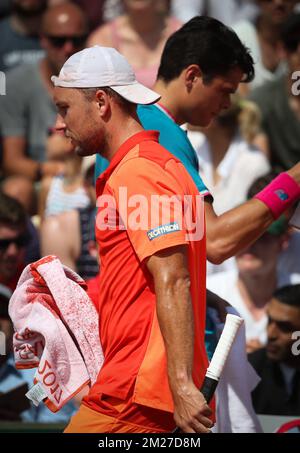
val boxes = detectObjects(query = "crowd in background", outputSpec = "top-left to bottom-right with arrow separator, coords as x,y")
0,0 -> 300,429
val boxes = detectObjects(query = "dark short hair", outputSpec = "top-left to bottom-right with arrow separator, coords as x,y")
157,16 -> 254,84
0,192 -> 27,229
273,285 -> 300,308
79,87 -> 130,108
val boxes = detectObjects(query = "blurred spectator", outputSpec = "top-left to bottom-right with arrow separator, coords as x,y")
0,192 -> 28,292
233,0 -> 298,92
41,206 -> 99,280
102,0 -> 124,21
0,0 -> 12,20
188,97 -> 270,216
102,0 -> 171,22
0,2 -> 88,181
249,12 -> 300,170
0,0 -> 48,73
0,286 -> 77,422
1,176 -> 40,264
38,131 -> 92,219
207,173 -> 294,353
248,285 -> 300,415
88,0 -> 181,88
171,0 -> 259,26
1,176 -> 36,216
207,217 -> 290,353
73,0 -> 106,32
278,229 -> 300,286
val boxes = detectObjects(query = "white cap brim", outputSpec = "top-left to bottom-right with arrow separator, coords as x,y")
51,76 -> 160,105
111,82 -> 160,105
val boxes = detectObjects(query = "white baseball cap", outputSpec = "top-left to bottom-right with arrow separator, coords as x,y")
51,46 -> 161,105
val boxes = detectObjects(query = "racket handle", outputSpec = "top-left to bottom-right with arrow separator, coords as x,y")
172,314 -> 243,433
200,376 -> 218,404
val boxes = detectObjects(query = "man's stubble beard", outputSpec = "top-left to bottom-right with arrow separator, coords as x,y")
75,132 -> 107,158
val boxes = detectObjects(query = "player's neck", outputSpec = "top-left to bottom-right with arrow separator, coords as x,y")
153,79 -> 184,125
102,111 -> 144,162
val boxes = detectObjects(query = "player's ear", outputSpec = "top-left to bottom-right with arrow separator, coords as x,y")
95,89 -> 110,117
184,65 -> 202,91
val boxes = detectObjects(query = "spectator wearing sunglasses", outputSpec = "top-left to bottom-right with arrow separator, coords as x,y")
1,176 -> 40,265
0,2 -> 88,182
0,192 -> 28,292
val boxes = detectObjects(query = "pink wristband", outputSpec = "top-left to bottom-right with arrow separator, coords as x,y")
254,172 -> 300,219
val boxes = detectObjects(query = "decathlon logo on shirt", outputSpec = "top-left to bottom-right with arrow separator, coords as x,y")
147,222 -> 180,241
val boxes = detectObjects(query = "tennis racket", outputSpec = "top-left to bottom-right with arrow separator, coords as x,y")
173,313 -> 244,432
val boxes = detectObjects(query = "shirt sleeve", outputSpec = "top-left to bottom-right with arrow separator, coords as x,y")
109,157 -> 190,262
184,160 -> 211,196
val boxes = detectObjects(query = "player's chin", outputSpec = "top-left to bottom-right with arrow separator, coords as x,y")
75,145 -> 92,157
197,114 -> 215,128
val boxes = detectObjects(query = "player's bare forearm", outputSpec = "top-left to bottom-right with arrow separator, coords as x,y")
156,270 -> 193,385
147,245 -> 212,433
205,198 -> 274,264
206,163 -> 300,264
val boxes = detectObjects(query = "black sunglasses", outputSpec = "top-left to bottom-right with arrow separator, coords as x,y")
0,233 -> 30,251
46,35 -> 87,48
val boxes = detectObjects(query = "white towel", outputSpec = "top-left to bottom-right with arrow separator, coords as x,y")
9,255 -> 104,412
210,306 -> 263,433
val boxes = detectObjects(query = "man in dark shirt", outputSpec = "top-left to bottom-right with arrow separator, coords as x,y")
248,284 -> 300,416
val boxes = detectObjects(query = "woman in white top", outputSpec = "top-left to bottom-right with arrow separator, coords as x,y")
188,97 -> 271,216
39,131 -> 92,220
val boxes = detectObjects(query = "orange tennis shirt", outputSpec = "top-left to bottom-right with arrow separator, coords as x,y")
84,130 -> 208,414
